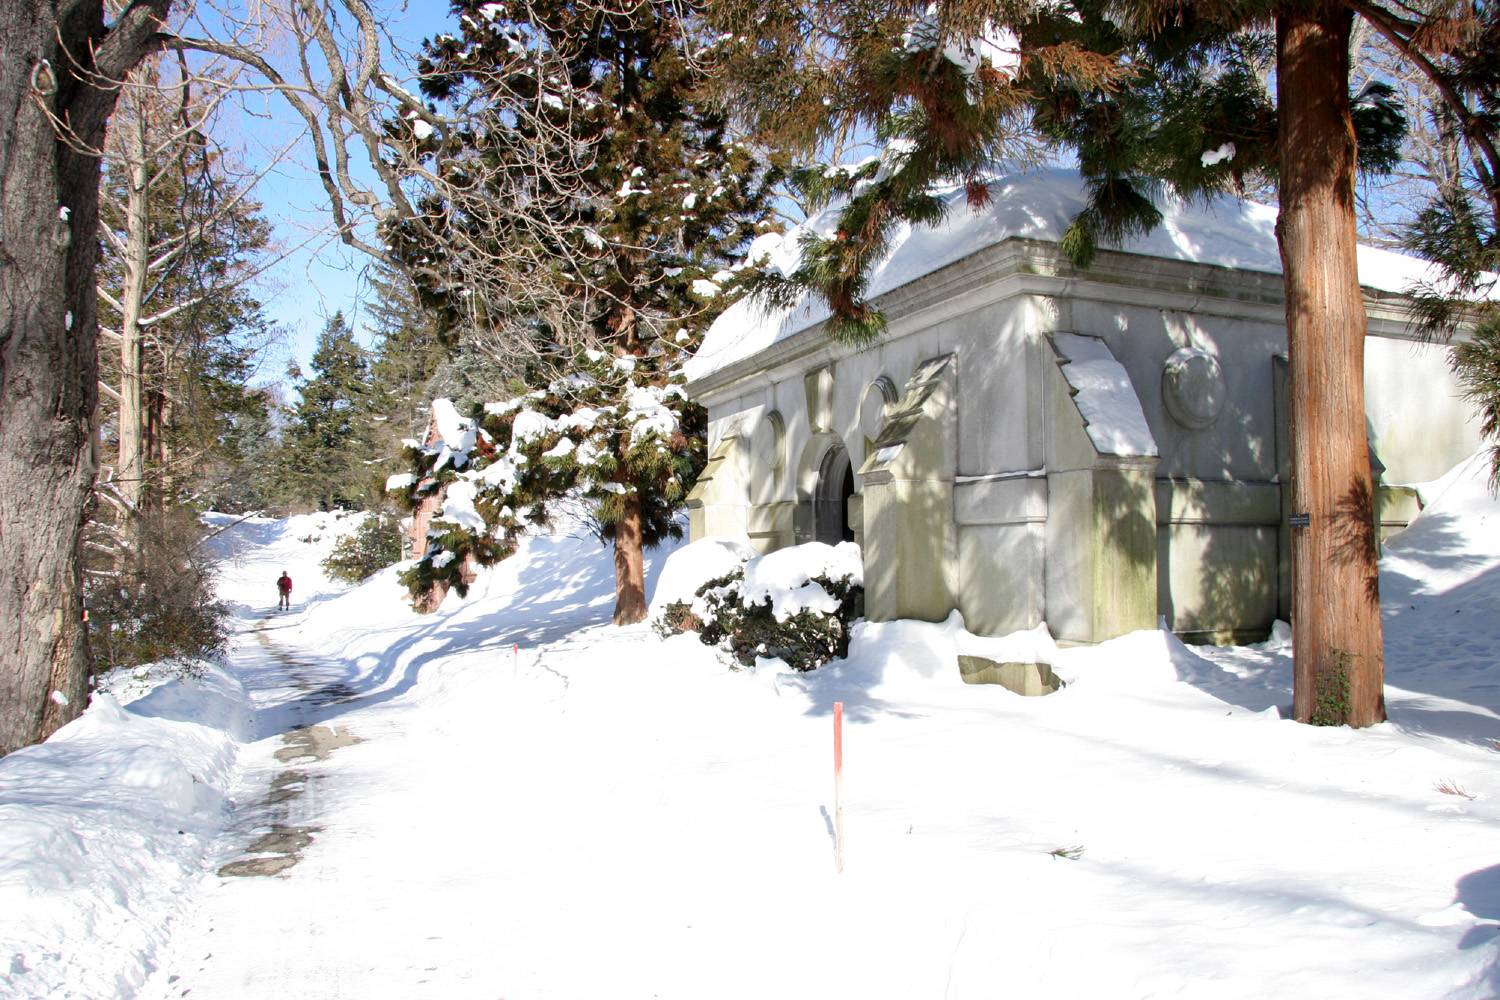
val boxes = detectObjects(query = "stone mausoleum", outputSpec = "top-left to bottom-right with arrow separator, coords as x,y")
682,170 -> 1482,645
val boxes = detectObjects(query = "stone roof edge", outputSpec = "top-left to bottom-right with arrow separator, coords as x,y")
686,236 -> 1433,404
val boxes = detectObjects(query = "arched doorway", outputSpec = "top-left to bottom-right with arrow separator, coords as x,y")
814,446 -> 855,545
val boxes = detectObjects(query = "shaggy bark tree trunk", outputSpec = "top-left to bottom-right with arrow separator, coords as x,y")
1277,5 -> 1386,727
611,493 -> 647,625
0,0 -> 172,754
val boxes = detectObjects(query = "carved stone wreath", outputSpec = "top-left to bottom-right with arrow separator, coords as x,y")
1161,347 -> 1226,430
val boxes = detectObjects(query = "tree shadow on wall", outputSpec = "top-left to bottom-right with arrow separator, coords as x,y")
1153,483 -> 1280,650
1093,465 -> 1159,629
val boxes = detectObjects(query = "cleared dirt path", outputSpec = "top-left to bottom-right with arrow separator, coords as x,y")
133,515 -> 640,1000
140,614 -> 372,998
210,625 -> 362,881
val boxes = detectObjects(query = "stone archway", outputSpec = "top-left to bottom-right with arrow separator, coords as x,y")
814,445 -> 855,545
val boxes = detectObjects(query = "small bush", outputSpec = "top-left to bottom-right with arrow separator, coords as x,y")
86,508 -> 230,676
658,564 -> 863,672
1309,650 -> 1353,726
651,600 -> 701,640
322,512 -> 404,583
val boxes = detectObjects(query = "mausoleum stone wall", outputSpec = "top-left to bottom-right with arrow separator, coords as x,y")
686,237 -> 1482,646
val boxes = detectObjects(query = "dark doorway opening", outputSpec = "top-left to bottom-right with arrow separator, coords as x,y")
815,446 -> 856,545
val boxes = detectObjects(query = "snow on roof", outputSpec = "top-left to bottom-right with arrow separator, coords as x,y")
686,168 -> 1447,384
1051,333 -> 1158,459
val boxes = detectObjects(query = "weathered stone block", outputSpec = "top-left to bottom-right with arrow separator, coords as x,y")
957,655 -> 1064,696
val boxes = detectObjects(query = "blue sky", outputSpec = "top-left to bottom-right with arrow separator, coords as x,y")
218,2 -> 456,384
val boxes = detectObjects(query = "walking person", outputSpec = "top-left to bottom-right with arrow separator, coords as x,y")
276,571 -> 293,611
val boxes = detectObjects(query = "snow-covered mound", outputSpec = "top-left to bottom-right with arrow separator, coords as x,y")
687,167 -> 1455,381
0,663 -> 251,998
735,540 -> 862,621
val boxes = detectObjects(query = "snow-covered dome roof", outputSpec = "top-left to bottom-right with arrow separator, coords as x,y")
685,168 -> 1444,384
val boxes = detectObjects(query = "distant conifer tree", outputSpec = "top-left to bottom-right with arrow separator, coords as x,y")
366,261 -> 448,439
278,312 -> 382,511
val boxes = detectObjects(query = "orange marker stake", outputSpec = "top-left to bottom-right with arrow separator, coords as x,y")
834,700 -> 845,874
513,643 -> 519,677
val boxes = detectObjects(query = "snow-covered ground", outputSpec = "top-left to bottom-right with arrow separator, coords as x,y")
4,459 -> 1500,998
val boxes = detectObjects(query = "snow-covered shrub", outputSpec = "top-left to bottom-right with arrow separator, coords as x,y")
321,512 -> 403,583
656,542 -> 864,671
647,535 -> 757,631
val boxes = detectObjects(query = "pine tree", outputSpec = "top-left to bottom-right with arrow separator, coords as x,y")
406,0 -> 779,355
710,0 -> 1127,339
386,0 -> 779,623
423,333 -> 514,417
94,77 -> 277,536
359,260 -> 453,502
391,352 -> 704,620
204,383 -> 279,511
278,313 -> 382,511
1380,6 -> 1500,487
84,52 -> 280,683
366,260 -> 448,439
1039,1 -> 1494,729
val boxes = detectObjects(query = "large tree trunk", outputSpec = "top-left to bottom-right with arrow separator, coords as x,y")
0,1 -> 172,754
611,493 -> 647,625
1276,5 -> 1386,728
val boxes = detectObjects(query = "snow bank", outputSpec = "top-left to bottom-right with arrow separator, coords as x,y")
165,461 -> 1500,997
1381,450 -> 1500,599
0,664 -> 251,999
799,611 -> 1060,701
1378,450 -> 1500,717
954,616 -> 1058,665
687,167 -> 1461,382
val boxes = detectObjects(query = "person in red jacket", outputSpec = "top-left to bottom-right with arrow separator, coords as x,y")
276,571 -> 293,610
